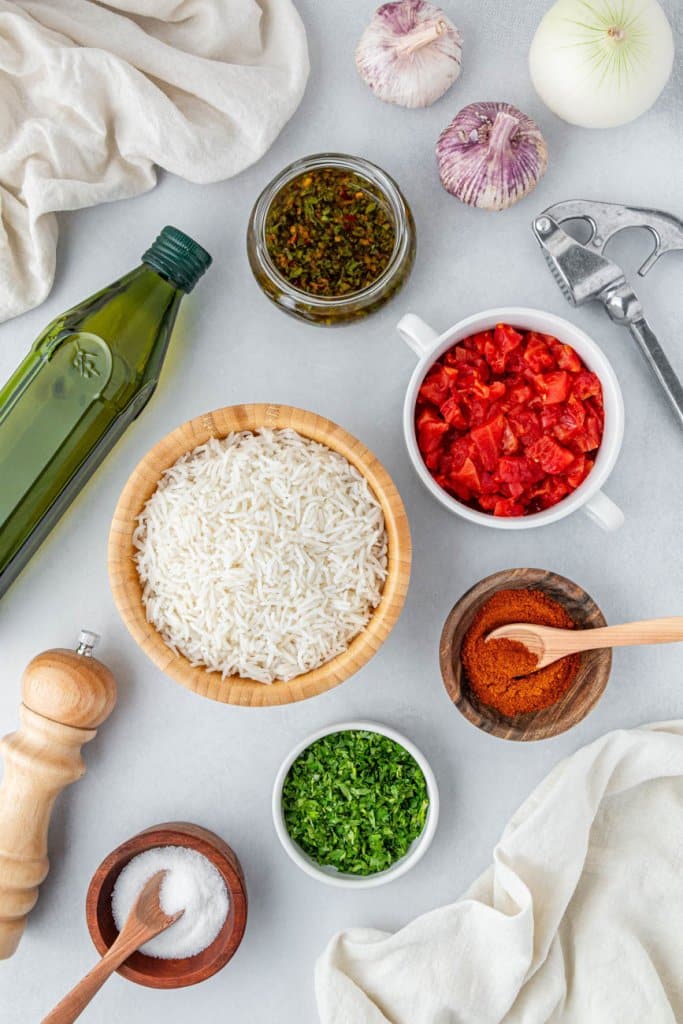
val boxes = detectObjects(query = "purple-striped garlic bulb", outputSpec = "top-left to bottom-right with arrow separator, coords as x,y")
436,102 -> 548,211
356,1 -> 462,109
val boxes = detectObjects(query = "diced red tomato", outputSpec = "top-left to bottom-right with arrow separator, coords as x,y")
527,436 -> 575,475
497,456 -> 544,488
470,415 -> 505,471
467,397 -> 491,429
529,477 -> 570,509
572,370 -> 602,400
536,370 -> 570,405
508,383 -> 532,407
493,498 -> 525,517
441,396 -> 467,430
418,367 -> 449,407
441,437 -> 471,475
414,324 -> 604,518
552,394 -> 586,442
480,471 -> 500,495
416,409 -> 449,454
574,412 -> 602,453
566,455 -> 593,489
523,332 -> 555,372
556,344 -> 583,373
484,325 -> 522,374
508,407 -> 543,445
451,346 -> 474,364
469,331 -> 492,354
541,405 -> 562,431
494,323 -> 523,352
449,457 -> 481,495
501,419 -> 519,454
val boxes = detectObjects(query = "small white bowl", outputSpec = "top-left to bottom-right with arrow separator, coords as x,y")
272,721 -> 439,889
398,307 -> 625,531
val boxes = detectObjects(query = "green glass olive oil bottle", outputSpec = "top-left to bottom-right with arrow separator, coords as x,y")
0,226 -> 211,597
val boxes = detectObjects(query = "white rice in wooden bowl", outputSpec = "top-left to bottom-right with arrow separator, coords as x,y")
133,428 -> 388,683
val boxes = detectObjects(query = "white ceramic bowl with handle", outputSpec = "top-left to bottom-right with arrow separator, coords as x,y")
398,307 -> 625,531
272,721 -> 439,889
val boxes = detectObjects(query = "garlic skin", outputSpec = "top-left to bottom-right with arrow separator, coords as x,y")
356,1 -> 463,109
436,102 -> 548,211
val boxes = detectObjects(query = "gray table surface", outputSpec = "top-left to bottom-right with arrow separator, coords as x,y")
1,1 -> 681,1020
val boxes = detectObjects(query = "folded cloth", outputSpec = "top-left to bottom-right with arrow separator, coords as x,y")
0,0 -> 309,322
316,721 -> 683,1024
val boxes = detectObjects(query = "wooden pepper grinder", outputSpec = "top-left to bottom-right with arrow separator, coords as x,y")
0,631 -> 116,959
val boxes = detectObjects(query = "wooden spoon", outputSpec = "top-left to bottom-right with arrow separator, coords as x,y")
42,870 -> 183,1024
487,616 -> 683,670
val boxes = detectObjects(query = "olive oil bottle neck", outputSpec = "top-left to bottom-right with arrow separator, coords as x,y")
142,226 -> 211,293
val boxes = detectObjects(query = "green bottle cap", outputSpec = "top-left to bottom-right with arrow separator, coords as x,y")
142,226 -> 212,292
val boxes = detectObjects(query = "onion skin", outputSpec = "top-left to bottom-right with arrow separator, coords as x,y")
529,0 -> 674,129
436,102 -> 548,211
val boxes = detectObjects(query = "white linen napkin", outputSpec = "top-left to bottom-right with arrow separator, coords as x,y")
0,0 -> 309,322
316,721 -> 683,1023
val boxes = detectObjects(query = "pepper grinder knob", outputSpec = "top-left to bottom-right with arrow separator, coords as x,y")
0,632 -> 117,959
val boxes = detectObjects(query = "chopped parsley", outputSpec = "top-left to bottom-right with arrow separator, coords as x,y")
282,730 -> 429,876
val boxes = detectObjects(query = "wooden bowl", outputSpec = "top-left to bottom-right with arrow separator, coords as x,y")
109,403 -> 411,706
439,568 -> 612,741
86,822 -> 247,989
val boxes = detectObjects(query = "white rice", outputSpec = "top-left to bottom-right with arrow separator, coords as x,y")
133,428 -> 388,683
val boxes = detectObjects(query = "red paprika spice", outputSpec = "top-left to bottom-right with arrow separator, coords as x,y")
461,589 -> 579,716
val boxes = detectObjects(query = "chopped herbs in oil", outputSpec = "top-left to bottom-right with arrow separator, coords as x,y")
282,730 -> 429,876
265,168 -> 396,297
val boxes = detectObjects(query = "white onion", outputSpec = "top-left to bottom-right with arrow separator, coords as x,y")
529,0 -> 674,129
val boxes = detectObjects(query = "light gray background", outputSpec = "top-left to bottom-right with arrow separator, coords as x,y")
1,1 -> 681,1020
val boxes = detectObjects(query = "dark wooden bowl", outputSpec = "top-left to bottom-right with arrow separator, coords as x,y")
439,568 -> 612,741
86,822 -> 247,988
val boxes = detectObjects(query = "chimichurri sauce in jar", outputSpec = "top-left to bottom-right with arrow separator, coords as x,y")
264,167 -> 396,298
247,153 -> 415,325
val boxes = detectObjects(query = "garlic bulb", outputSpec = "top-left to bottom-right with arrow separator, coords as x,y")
436,102 -> 548,211
355,0 -> 462,109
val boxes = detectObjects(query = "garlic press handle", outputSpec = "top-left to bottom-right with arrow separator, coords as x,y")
628,319 -> 683,428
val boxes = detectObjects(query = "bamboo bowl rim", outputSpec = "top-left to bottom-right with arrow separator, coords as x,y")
439,568 -> 612,741
108,403 -> 412,706
85,822 -> 247,989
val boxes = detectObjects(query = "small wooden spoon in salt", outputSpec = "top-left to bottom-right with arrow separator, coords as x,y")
42,870 -> 183,1024
487,616 -> 683,670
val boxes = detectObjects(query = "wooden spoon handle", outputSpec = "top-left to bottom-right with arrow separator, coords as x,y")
41,922 -> 150,1024
548,616 -> 683,654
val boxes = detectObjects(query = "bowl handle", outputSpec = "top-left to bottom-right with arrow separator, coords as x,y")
397,314 -> 439,358
582,490 -> 624,531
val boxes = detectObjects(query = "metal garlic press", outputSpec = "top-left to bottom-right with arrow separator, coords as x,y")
532,199 -> 683,428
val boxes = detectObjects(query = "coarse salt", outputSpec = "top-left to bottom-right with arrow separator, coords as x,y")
111,846 -> 229,959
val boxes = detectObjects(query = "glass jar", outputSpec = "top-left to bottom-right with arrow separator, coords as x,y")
247,153 -> 416,326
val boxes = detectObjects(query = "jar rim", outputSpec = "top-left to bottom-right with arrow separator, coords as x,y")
248,153 -> 413,308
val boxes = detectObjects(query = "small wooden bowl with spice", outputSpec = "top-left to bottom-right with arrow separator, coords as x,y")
439,568 -> 612,741
86,822 -> 247,989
